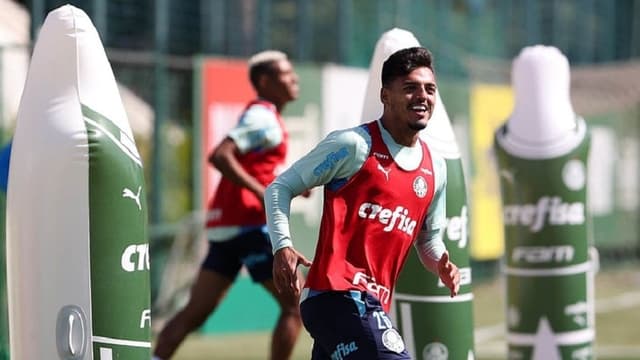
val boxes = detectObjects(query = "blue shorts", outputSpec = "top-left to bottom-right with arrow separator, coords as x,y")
300,290 -> 411,360
201,228 -> 274,283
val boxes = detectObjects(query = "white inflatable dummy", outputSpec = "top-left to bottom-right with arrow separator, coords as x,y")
496,45 -> 586,158
494,45 -> 594,360
7,5 -> 150,359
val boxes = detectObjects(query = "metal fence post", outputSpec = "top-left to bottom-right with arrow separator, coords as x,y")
151,0 -> 169,224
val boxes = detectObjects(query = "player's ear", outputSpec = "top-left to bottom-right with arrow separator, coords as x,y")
257,73 -> 269,91
380,87 -> 389,105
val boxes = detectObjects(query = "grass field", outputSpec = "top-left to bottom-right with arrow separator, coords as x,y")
165,263 -> 640,359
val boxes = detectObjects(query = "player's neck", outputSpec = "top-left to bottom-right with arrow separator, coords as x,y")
379,118 -> 419,147
257,95 -> 284,113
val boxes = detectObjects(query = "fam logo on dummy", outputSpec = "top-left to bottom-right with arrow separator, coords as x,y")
6,5 -> 151,359
360,27 -> 475,360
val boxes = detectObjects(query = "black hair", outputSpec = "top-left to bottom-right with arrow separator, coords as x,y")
381,47 -> 434,87
249,61 -> 278,89
248,50 -> 288,89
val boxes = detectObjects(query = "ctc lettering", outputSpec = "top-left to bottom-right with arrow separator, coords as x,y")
121,243 -> 150,272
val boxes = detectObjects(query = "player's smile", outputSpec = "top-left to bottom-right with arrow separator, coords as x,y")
408,103 -> 429,119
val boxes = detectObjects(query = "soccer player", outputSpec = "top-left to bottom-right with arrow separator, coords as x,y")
153,50 -> 303,360
264,47 -> 460,359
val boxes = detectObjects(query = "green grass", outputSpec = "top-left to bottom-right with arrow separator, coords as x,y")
163,264 -> 640,359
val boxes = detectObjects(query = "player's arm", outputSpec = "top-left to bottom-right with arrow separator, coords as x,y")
265,127 -> 369,294
414,156 -> 460,297
209,104 -> 282,201
264,170 -> 312,295
267,127 -> 369,252
413,170 -> 446,276
209,138 -> 266,199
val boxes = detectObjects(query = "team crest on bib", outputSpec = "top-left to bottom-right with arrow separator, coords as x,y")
413,176 -> 427,198
381,329 -> 405,353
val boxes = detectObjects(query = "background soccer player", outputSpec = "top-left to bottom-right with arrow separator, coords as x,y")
153,50 -> 303,360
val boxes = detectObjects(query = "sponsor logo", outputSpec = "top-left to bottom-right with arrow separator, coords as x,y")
571,345 -> 593,360
381,329 -> 405,354
357,203 -> 417,235
330,341 -> 358,360
122,186 -> 142,210
562,159 -> 586,191
413,176 -> 428,198
503,196 -> 585,232
445,205 -> 468,248
374,152 -> 390,160
422,342 -> 448,360
377,163 -> 391,181
352,272 -> 391,305
140,309 -> 151,328
121,243 -> 150,272
507,305 -> 521,327
565,301 -> 589,327
438,267 -> 472,287
512,245 -> 574,264
313,147 -> 349,176
420,167 -> 432,175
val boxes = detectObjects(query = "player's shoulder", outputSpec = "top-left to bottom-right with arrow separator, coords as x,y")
324,123 -> 371,148
247,100 -> 275,111
428,148 -> 446,168
425,147 -> 447,187
239,102 -> 278,127
244,102 -> 276,117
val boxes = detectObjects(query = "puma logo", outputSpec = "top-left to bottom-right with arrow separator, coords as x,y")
377,164 -> 391,181
122,186 -> 142,210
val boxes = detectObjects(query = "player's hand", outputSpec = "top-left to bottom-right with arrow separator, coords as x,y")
437,252 -> 460,297
273,247 -> 312,296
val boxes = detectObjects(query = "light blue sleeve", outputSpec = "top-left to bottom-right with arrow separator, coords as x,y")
227,104 -> 282,153
264,126 -> 371,252
414,154 -> 448,269
290,126 -> 371,189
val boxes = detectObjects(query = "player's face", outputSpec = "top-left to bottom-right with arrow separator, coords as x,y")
267,59 -> 299,102
381,67 -> 436,131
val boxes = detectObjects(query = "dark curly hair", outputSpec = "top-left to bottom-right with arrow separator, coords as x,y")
381,47 -> 434,87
